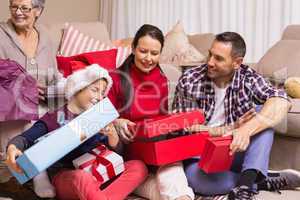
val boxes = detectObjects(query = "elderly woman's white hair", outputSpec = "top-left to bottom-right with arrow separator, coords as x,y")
9,0 -> 45,9
31,0 -> 45,9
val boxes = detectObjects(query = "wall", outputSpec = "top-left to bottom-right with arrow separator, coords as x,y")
0,0 -> 100,23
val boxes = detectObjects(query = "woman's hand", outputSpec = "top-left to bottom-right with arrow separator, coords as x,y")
37,83 -> 46,101
5,144 -> 23,173
113,118 -> 136,142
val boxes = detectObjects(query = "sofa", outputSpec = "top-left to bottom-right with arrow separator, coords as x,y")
1,21 -> 300,199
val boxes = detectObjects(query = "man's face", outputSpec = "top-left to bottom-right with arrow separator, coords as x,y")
207,40 -> 242,85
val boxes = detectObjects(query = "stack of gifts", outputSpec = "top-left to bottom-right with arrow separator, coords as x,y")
198,136 -> 234,173
10,98 -> 119,184
126,110 -> 210,165
73,144 -> 124,183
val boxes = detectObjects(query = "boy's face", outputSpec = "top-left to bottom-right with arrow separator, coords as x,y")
74,79 -> 108,111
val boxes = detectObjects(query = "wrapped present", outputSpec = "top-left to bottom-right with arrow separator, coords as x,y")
126,132 -> 210,165
10,98 -> 119,184
73,145 -> 124,183
130,111 -> 205,139
198,136 -> 234,173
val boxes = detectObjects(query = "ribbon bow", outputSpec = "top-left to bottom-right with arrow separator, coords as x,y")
79,145 -> 116,182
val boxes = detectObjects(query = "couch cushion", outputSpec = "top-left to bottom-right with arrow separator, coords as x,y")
160,64 -> 183,111
285,77 -> 300,98
58,24 -> 131,67
160,21 -> 206,67
256,40 -> 300,80
42,22 -> 111,53
188,33 -> 215,57
57,49 -> 118,77
282,25 -> 300,40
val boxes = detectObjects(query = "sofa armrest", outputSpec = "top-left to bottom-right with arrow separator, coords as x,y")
275,98 -> 300,137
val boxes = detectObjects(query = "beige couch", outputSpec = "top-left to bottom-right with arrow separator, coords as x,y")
42,22 -> 300,199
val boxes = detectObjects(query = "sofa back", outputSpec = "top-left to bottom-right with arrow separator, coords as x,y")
256,25 -> 300,80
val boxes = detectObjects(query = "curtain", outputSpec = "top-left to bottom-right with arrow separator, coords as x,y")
99,0 -> 300,63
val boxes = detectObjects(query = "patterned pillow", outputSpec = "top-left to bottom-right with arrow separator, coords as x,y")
59,23 -> 132,67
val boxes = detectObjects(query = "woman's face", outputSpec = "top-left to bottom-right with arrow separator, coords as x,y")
133,35 -> 162,73
9,0 -> 41,30
74,79 -> 108,111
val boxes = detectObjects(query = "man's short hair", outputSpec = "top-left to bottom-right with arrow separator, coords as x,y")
215,32 -> 246,58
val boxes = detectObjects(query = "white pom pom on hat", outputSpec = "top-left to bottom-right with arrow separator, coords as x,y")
65,64 -> 113,100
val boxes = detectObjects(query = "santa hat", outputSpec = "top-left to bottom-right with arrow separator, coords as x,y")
65,64 -> 113,100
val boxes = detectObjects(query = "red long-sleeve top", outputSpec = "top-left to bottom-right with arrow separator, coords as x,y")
108,65 -> 168,122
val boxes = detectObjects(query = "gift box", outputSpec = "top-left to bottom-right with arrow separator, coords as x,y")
130,110 -> 205,139
198,136 -> 234,173
126,132 -> 210,165
73,145 -> 124,183
10,98 -> 119,184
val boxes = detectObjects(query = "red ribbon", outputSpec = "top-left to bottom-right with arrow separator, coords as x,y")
78,145 -> 116,182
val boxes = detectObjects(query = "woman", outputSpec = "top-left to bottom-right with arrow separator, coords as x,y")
108,24 -> 194,200
0,0 -> 63,198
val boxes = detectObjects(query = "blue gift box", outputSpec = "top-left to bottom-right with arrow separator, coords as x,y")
10,97 -> 119,184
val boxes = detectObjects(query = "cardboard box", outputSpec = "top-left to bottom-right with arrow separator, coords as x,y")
198,136 -> 233,173
73,145 -> 124,183
10,98 -> 119,184
126,132 -> 209,165
130,111 -> 205,139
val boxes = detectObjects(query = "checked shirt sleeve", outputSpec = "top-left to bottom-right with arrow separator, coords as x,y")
249,72 -> 289,104
172,74 -> 200,113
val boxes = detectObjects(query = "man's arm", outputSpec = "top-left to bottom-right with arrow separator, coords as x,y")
237,97 -> 291,137
229,71 -> 291,154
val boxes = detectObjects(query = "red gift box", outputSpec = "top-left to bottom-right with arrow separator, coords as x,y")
198,136 -> 233,173
126,132 -> 209,165
130,110 -> 205,139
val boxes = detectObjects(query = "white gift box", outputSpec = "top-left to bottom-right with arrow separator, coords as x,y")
73,145 -> 125,183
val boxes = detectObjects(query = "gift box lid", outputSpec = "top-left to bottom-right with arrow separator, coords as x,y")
130,110 -> 205,139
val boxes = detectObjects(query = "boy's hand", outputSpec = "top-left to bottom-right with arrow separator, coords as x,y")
113,118 -> 136,142
5,144 -> 23,173
100,123 -> 118,137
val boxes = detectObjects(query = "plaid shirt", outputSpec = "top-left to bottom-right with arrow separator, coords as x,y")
172,64 -> 288,125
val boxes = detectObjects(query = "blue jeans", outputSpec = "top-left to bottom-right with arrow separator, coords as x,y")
184,127 -> 274,195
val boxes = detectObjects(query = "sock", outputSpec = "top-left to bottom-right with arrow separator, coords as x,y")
237,169 -> 258,188
33,171 -> 56,198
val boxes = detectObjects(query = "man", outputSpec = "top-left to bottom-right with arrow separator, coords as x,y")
172,32 -> 300,199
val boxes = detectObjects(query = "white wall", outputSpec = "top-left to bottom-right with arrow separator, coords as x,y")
0,0 -> 100,23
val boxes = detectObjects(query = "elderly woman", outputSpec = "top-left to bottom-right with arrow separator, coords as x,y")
0,0 -> 63,198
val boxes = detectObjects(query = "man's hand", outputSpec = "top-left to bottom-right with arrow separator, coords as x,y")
113,118 -> 136,142
5,144 -> 23,173
225,128 -> 251,155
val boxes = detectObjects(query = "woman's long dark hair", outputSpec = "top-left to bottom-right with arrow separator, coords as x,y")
118,24 -> 164,113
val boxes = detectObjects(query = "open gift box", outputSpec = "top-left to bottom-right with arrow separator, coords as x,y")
9,98 -> 119,184
126,132 -> 210,165
129,110 -> 205,139
198,136 -> 233,173
73,145 -> 124,183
